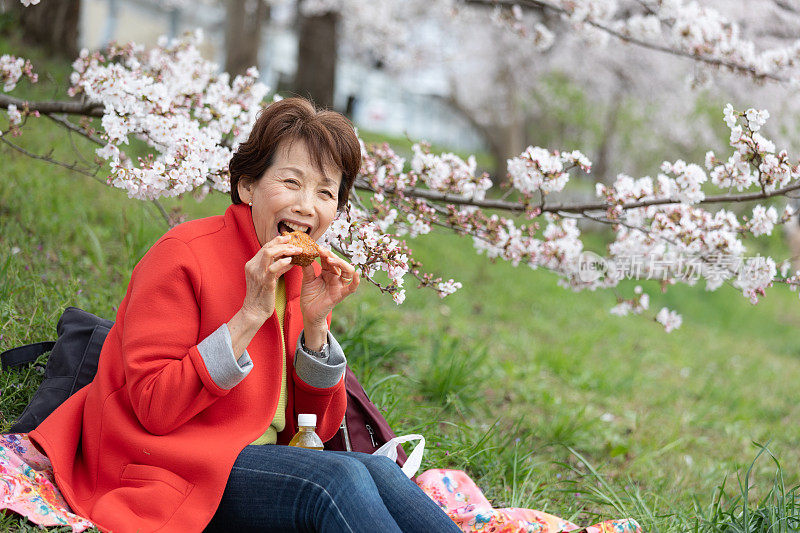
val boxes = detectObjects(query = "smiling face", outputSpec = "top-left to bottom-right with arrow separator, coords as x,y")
237,137 -> 342,247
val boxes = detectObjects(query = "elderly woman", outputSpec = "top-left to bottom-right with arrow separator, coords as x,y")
29,98 -> 460,533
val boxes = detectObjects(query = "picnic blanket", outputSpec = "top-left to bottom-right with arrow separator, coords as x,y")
0,433 -> 95,531
1,433 -> 641,532
417,468 -> 641,533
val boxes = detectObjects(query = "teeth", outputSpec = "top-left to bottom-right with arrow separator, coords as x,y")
283,220 -> 311,233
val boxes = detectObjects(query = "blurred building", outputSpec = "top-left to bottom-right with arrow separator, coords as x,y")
80,0 -> 486,153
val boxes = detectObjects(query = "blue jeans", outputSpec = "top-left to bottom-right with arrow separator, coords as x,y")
203,445 -> 461,532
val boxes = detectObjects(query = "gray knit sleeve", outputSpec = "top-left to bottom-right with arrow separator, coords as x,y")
294,330 -> 346,389
196,324 -> 253,390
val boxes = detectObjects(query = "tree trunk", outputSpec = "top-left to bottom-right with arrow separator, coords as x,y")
295,3 -> 338,110
592,92 -> 623,184
10,0 -> 81,59
785,214 -> 800,274
488,119 -> 526,186
225,0 -> 268,77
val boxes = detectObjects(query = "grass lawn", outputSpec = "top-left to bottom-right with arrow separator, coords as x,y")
2,34 -> 800,533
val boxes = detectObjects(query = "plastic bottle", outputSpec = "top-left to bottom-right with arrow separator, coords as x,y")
288,413 -> 324,450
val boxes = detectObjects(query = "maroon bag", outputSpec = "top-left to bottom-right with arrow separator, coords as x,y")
325,366 -> 408,467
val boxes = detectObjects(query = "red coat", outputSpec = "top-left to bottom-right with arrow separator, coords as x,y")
29,203 -> 346,533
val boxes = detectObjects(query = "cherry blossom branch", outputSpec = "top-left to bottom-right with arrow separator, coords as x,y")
151,201 -> 173,227
572,208 -> 781,285
0,133 -> 102,182
1,132 -> 174,227
465,0 -> 795,84
774,1 -> 798,14
6,95 -> 800,218
354,176 -> 800,215
0,93 -> 104,117
42,113 -> 105,146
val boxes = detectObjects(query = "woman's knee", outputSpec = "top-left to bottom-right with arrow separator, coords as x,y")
356,453 -> 405,478
333,455 -> 374,492
299,452 -> 374,496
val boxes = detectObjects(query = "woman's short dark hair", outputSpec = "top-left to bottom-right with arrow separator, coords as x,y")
228,97 -> 362,212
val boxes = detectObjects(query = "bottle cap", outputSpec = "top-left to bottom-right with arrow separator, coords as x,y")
298,413 -> 317,427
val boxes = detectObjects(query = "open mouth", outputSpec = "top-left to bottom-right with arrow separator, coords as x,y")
278,220 -> 312,235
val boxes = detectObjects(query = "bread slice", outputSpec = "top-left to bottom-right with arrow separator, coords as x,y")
283,230 -> 320,266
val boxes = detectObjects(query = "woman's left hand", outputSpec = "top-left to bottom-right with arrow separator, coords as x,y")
299,247 -> 360,337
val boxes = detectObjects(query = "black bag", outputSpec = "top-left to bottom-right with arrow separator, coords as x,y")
1,307 -> 112,433
1,307 -> 405,465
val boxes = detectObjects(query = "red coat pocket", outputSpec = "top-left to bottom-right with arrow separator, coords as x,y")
91,463 -> 194,533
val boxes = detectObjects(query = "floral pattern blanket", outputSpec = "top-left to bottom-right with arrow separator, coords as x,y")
417,468 -> 641,533
1,433 -> 641,533
1,433 -> 95,531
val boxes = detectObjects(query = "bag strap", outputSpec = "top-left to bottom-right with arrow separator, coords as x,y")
1,342 -> 56,372
372,434 -> 425,478
339,415 -> 353,452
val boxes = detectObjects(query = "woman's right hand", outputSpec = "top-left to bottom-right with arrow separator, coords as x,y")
240,234 -> 301,324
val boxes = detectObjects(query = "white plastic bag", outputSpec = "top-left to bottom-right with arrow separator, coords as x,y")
372,434 -> 425,478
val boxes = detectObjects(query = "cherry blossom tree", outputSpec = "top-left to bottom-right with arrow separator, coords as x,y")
298,0 -> 800,181
4,0 -> 800,331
